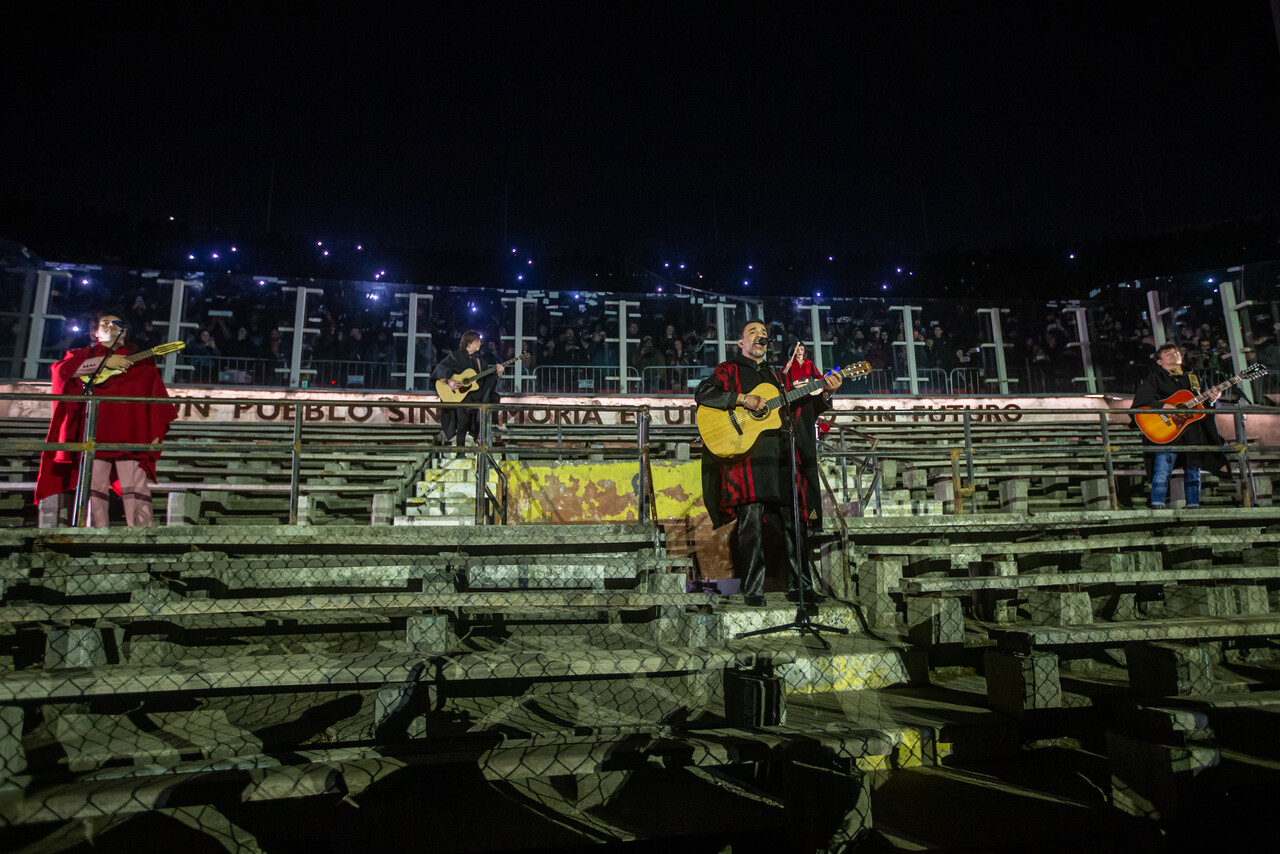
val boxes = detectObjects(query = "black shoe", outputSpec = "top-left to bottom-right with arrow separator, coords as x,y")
787,589 -> 829,605
743,595 -> 767,607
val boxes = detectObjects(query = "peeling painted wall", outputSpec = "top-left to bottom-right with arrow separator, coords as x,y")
501,459 -> 735,580
502,459 -> 706,523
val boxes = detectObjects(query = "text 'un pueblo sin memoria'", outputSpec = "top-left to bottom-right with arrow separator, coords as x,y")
178,401 -> 1024,426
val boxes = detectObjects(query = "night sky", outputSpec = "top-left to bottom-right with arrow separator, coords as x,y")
6,2 -> 1280,260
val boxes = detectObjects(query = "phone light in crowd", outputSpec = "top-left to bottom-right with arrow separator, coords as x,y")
828,256 -> 833,261
188,254 -> 195,260
679,263 -> 685,269
664,262 -> 669,268
356,244 -> 362,250
168,216 -> 174,221
211,253 -> 219,259
317,241 -> 323,246
1069,253 -> 1075,259
323,251 -> 329,256
743,280 -> 749,286
230,246 -> 237,252
816,292 -> 822,298
527,259 -> 533,265
257,280 -> 266,286
1207,278 -> 1215,284
657,286 -> 664,293
882,284 -> 888,290
517,274 -> 524,281
897,267 -> 902,273
511,248 -> 517,253
81,278 -> 89,285
71,325 -> 80,333
748,265 -> 754,270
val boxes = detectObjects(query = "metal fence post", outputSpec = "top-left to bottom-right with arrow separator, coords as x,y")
1234,408 -> 1257,508
475,403 -> 490,525
637,408 -> 651,524
71,397 -> 100,527
1099,412 -> 1118,510
289,402 -> 303,524
963,409 -> 977,514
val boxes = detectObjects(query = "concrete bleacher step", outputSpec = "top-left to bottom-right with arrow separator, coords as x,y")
0,522 -> 664,558
718,598 -> 867,639
461,555 -> 667,589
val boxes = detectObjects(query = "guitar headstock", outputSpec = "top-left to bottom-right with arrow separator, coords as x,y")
1243,363 -> 1269,381
836,361 -> 872,380
152,341 -> 186,357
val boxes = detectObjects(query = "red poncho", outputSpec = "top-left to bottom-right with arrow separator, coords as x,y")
784,357 -> 832,436
34,343 -> 178,503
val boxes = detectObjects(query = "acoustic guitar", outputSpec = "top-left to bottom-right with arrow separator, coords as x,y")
1133,363 -> 1267,444
86,341 -> 186,385
435,352 -> 530,403
697,361 -> 872,458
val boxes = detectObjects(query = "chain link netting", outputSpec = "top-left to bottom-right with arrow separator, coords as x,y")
3,494 -> 1280,847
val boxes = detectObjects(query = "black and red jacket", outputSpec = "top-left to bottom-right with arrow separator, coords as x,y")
695,355 -> 811,527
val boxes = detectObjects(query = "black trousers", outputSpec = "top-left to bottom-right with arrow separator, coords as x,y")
441,374 -> 499,445
730,501 -> 816,598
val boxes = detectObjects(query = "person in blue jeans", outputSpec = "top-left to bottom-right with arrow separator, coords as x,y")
1132,344 -> 1222,508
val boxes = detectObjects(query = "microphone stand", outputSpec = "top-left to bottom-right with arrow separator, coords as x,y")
736,365 -> 848,650
71,328 -> 125,527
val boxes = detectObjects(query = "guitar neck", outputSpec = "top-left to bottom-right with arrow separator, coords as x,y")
768,375 -> 829,410
126,348 -> 157,365
464,355 -> 521,384
1191,374 -> 1244,406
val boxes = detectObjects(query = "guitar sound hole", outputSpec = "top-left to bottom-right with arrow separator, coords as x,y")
748,409 -> 769,421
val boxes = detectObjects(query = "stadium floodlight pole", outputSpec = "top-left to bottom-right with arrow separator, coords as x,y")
1145,287 -> 1174,350
1219,268 -> 1251,379
977,307 -> 1016,395
609,299 -> 640,393
155,278 -> 203,384
279,286 -> 323,388
707,302 -> 734,366
800,300 -> 831,374
22,270 -> 70,379
392,292 -> 433,391
501,296 -> 536,392
888,304 -> 923,395
1062,305 -> 1099,394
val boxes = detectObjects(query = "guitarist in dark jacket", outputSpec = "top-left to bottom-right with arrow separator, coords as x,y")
1132,343 -> 1221,508
431,330 -> 504,446
696,321 -> 842,606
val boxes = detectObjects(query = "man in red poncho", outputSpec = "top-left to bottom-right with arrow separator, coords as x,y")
35,313 -> 177,526
696,321 -> 843,607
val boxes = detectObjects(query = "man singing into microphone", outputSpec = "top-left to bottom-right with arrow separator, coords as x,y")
35,313 -> 177,526
696,321 -> 843,607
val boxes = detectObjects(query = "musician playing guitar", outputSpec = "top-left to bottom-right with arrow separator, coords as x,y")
35,313 -> 177,526
430,330 -> 504,446
695,321 -> 843,607
1132,343 -> 1222,509
782,341 -> 830,532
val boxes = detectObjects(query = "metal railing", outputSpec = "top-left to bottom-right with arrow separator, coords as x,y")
823,404 -> 1280,514
4,389 -> 1279,526
530,365 -> 641,394
0,392 -> 659,529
